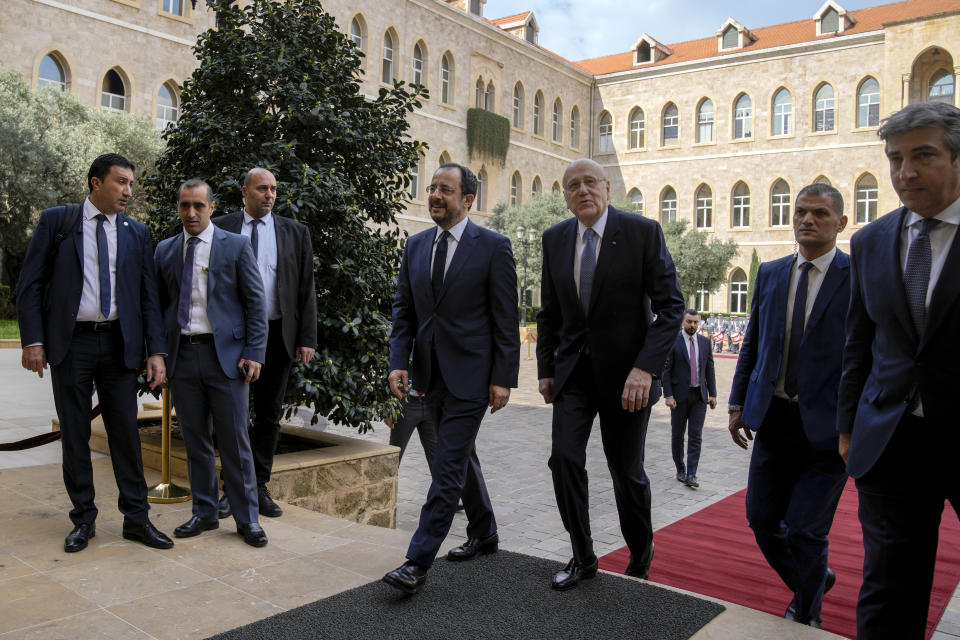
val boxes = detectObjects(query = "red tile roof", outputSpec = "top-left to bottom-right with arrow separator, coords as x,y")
489,11 -> 533,26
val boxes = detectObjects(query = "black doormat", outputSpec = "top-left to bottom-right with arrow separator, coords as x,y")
207,550 -> 725,640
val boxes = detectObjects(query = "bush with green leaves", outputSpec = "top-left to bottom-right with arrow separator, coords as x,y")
662,220 -> 739,306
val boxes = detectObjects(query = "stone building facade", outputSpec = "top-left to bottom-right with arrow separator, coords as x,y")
1,0 -> 958,311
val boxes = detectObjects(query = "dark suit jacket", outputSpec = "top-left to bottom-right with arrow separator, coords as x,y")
663,332 -> 716,404
389,218 -> 520,400
536,206 -> 685,400
729,250 -> 850,451
838,207 -> 960,477
16,204 -> 165,369
212,212 -> 317,355
154,225 -> 267,379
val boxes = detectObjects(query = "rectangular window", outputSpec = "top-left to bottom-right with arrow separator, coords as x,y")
101,92 -> 125,112
771,193 -> 791,226
858,93 -> 879,127
735,105 -> 752,139
856,186 -> 878,224
598,123 -> 612,153
663,114 -> 679,142
773,104 -> 792,136
730,282 -> 748,314
161,0 -> 185,16
732,195 -> 750,228
696,196 -> 712,229
814,98 -> 835,132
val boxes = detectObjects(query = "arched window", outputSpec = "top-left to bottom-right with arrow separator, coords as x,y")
349,16 -> 366,51
532,175 -> 542,195
695,184 -> 713,229
598,111 -> 613,153
476,168 -> 487,211
552,98 -> 563,142
485,81 -> 495,111
101,68 -> 127,112
475,77 -> 485,108
770,179 -> 791,227
510,172 -> 522,206
662,102 -> 679,144
437,151 -> 451,167
731,182 -> 750,228
857,77 -> 880,127
855,174 -> 879,224
628,107 -> 645,149
729,269 -> 748,314
733,94 -> 752,139
627,188 -> 643,215
381,31 -> 396,84
38,53 -> 66,90
533,91 -> 544,136
440,53 -> 453,104
696,98 -> 714,143
570,106 -> 580,148
929,69 -> 955,104
156,82 -> 179,130
512,83 -> 524,128
408,154 -> 424,200
552,181 -> 561,195
660,186 -> 677,224
814,175 -> 832,186
412,42 -> 425,86
814,83 -> 835,132
772,88 -> 793,135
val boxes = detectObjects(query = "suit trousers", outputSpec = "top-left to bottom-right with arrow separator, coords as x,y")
249,318 -> 294,485
549,354 -> 654,566
50,326 -> 149,527
405,366 -> 495,568
745,398 -> 846,623
855,413 -> 960,640
670,386 -> 707,477
171,342 -> 259,525
389,394 -> 437,469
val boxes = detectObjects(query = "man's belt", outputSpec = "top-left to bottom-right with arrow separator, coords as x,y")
180,333 -> 214,344
74,321 -> 118,333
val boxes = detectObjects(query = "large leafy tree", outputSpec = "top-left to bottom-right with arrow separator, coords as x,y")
145,0 -> 425,430
662,220 -> 739,306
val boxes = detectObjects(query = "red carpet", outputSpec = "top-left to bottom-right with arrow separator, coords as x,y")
599,480 -> 960,639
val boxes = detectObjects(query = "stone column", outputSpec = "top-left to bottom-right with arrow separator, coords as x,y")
901,73 -> 911,107
954,66 -> 960,108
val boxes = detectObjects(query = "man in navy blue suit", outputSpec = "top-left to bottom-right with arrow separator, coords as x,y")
154,179 -> 269,548
838,102 -> 960,640
16,153 -> 173,553
663,310 -> 717,490
382,163 -> 519,594
728,183 -> 850,628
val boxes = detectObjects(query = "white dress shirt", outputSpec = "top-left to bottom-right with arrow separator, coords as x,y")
775,246 -> 837,400
180,222 -> 215,335
573,206 -> 609,295
76,197 -> 119,322
240,210 -> 280,320
430,215 -> 470,280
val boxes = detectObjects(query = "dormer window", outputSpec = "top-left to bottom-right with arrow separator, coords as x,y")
636,42 -> 651,64
632,34 -> 671,66
814,1 -> 855,36
721,25 -> 738,50
715,18 -> 756,53
821,7 -> 840,32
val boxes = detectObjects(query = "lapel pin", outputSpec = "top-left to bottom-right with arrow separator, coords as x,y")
612,241 -> 617,246
202,266 -> 209,273
123,221 -> 129,227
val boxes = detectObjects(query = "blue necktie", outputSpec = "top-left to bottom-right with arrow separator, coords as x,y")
177,237 -> 199,330
250,218 -> 261,259
432,230 -> 449,299
784,261 -> 813,398
95,214 -> 110,319
904,218 -> 940,336
579,228 -> 597,314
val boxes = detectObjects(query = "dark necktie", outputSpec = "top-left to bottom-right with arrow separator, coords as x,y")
904,217 -> 940,336
95,214 -> 111,319
784,261 -> 813,398
689,335 -> 698,387
432,230 -> 449,299
580,228 -> 597,314
250,218 -> 262,259
177,236 -> 200,330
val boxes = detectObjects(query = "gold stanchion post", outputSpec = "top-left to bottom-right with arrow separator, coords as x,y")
147,386 -> 191,503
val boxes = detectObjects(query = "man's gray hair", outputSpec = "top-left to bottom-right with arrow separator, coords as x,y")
878,102 -> 960,161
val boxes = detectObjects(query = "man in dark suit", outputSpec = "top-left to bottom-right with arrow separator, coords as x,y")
728,183 -> 850,628
837,102 -> 960,640
663,309 -> 717,490
154,179 -> 269,548
212,168 -> 317,520
382,163 -> 519,594
16,153 -> 173,552
537,158 -> 684,590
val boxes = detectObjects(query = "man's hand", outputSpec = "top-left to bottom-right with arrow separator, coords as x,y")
389,369 -> 409,399
238,359 -> 262,383
622,367 -> 653,412
489,385 -> 510,413
145,355 -> 166,390
295,346 -> 316,365
664,396 -> 677,409
708,397 -> 717,410
728,410 -> 753,449
384,415 -> 395,429
839,432 -> 851,464
538,378 -> 554,404
22,345 -> 47,378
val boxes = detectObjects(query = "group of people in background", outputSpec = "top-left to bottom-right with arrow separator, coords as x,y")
703,313 -> 747,354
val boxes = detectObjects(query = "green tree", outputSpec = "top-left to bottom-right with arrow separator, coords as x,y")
747,248 -> 760,309
662,220 -> 739,308
145,0 -> 425,431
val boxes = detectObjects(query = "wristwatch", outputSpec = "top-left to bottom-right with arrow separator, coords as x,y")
728,404 -> 743,414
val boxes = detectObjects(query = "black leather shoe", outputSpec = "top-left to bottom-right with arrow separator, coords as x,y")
382,561 -> 428,594
258,485 -> 283,518
447,532 -> 499,561
174,515 -> 219,538
676,471 -> 687,483
684,474 -> 700,489
64,523 -> 95,553
552,557 -> 599,590
237,522 -> 268,547
625,541 -> 655,579
785,567 -> 836,621
218,493 -> 232,519
123,520 -> 174,549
